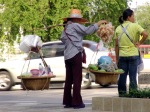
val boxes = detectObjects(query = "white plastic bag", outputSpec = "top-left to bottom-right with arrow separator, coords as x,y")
137,56 -> 144,72
97,40 -> 104,51
19,35 -> 42,53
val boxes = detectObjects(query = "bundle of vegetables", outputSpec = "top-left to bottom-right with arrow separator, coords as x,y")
97,56 -> 117,72
88,64 -> 124,73
99,62 -> 116,72
20,74 -> 32,78
96,23 -> 114,43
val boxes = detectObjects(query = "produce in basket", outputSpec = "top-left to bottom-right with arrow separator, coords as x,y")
20,74 -> 32,78
97,69 -> 106,72
115,69 -> 124,73
88,64 -> 98,71
99,62 -> 115,72
96,23 -> 114,43
97,56 -> 118,72
88,64 -> 124,73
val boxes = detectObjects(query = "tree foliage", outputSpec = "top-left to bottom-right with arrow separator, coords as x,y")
83,0 -> 127,42
135,4 -> 150,44
0,0 -> 127,45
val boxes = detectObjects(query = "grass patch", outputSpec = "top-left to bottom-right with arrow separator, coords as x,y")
123,88 -> 150,98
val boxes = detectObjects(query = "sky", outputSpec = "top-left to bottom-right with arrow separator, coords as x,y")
128,0 -> 150,8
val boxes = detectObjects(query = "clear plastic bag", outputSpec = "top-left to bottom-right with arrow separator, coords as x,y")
99,62 -> 115,72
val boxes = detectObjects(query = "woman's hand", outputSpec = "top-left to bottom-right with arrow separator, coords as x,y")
134,42 -> 140,48
97,20 -> 108,26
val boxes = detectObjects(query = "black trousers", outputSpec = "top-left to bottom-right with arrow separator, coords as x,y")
63,52 -> 83,106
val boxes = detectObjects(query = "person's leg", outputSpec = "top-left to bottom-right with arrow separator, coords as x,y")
128,56 -> 138,93
118,57 -> 128,96
71,52 -> 84,108
63,59 -> 73,107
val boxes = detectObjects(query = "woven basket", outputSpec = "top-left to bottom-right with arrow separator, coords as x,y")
89,70 -> 123,86
17,75 -> 55,90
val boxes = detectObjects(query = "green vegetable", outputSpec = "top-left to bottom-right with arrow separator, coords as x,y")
98,69 -> 106,72
88,64 -> 98,71
20,74 -> 32,78
115,69 -> 124,73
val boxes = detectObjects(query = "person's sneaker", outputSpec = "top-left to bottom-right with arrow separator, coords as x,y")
73,103 -> 85,109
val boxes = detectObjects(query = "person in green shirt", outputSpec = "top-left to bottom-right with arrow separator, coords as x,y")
114,8 -> 148,96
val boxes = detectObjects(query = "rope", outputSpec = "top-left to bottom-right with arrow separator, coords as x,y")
36,47 -> 51,91
89,41 -> 101,64
37,47 -> 48,67
20,48 -> 51,91
88,41 -> 101,74
20,50 -> 32,91
41,76 -> 49,90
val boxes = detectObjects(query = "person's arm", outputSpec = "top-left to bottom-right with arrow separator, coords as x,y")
74,20 -> 107,35
139,31 -> 148,45
134,30 -> 148,47
115,38 -> 119,66
134,23 -> 148,47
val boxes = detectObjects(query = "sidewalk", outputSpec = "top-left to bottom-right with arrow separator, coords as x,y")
0,102 -> 93,112
2,84 -> 149,112
0,85 -> 118,112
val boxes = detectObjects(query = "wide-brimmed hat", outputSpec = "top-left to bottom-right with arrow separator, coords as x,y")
63,9 -> 88,23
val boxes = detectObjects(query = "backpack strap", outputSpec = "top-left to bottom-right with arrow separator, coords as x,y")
120,24 -> 133,43
118,23 -> 131,47
118,24 -> 140,53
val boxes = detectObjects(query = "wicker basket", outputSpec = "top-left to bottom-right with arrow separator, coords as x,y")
89,70 -> 123,86
17,75 -> 55,90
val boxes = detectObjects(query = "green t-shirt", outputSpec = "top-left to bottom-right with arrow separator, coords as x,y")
114,21 -> 144,56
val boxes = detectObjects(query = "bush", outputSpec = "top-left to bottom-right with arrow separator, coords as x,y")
123,88 -> 150,98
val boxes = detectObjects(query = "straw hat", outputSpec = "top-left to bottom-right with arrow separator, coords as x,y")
63,9 -> 88,23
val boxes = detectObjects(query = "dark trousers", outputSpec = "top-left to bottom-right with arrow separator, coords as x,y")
63,52 -> 83,106
118,56 -> 138,95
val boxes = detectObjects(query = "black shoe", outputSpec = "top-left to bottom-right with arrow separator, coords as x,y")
64,105 -> 73,108
73,103 -> 85,109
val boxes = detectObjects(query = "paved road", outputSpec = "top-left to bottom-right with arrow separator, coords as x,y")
0,84 -> 118,112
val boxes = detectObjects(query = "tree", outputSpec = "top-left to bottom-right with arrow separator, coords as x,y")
135,4 -> 150,44
0,0 -> 127,45
83,0 -> 127,42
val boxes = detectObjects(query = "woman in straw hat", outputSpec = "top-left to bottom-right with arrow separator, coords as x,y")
61,9 -> 107,109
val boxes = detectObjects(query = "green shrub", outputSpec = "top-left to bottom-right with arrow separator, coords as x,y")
123,88 -> 150,98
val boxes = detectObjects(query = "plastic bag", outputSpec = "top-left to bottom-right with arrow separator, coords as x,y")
97,40 -> 104,51
19,35 -> 42,53
137,55 -> 144,72
98,56 -> 115,72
